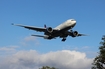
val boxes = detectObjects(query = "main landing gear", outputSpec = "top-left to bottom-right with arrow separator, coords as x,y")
62,38 -> 66,42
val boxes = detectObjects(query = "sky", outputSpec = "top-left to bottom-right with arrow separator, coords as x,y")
0,0 -> 105,69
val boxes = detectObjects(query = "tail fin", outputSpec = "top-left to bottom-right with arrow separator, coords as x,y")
44,24 -> 47,28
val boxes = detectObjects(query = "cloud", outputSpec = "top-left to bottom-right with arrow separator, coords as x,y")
0,50 -> 93,69
0,46 -> 19,56
62,45 -> 90,50
24,36 -> 36,42
20,36 -> 40,46
0,46 -> 18,51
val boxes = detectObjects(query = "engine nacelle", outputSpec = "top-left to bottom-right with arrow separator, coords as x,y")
72,31 -> 78,37
47,27 -> 53,33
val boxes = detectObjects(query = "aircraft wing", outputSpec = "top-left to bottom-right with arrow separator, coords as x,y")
31,34 -> 48,37
12,23 -> 59,32
12,24 -> 47,32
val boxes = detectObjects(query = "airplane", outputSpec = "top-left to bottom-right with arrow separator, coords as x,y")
12,19 -> 86,42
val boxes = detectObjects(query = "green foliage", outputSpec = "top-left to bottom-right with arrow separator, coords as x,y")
92,35 -> 105,69
39,66 -> 56,69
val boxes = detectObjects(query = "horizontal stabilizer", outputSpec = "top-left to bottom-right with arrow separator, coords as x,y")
78,34 -> 88,36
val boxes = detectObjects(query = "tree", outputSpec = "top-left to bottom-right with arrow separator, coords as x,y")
39,66 -> 56,69
92,35 -> 105,69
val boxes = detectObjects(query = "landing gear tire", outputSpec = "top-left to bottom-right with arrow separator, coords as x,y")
70,30 -> 73,32
62,38 -> 66,42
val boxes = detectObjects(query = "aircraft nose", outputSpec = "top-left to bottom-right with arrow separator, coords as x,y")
74,20 -> 76,23
73,20 -> 76,25
72,21 -> 76,26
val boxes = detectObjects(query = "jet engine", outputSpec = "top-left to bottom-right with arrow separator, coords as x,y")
47,27 -> 53,33
71,31 -> 78,37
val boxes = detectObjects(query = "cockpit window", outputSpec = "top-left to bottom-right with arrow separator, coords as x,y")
71,19 -> 75,21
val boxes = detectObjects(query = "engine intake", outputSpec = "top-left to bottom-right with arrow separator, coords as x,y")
72,31 -> 78,37
47,27 -> 53,33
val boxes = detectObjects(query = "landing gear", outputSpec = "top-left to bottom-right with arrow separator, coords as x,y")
62,38 -> 66,42
70,30 -> 73,32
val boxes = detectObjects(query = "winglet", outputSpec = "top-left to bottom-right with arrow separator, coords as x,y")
11,23 -> 14,25
11,23 -> 24,27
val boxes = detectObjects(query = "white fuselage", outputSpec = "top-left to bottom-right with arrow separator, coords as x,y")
54,19 -> 76,31
13,18 -> 85,41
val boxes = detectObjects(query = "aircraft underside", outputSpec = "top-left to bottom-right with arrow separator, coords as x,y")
13,19 -> 86,42
43,30 -> 79,42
